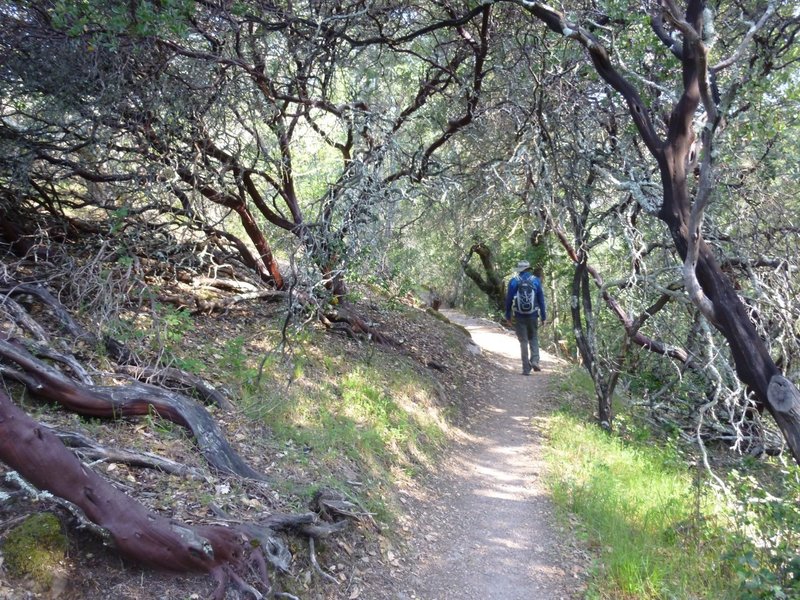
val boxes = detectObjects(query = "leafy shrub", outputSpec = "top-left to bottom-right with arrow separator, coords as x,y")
724,469 -> 800,599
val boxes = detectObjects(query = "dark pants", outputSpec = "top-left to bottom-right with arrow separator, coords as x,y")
514,315 -> 540,374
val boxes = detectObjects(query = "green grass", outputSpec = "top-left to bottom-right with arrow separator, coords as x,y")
268,362 -> 446,468
208,326 -> 450,522
543,368 -> 800,599
544,410 -> 726,599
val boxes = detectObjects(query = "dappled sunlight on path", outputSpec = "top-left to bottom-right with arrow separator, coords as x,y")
394,311 -> 578,600
441,309 -> 558,372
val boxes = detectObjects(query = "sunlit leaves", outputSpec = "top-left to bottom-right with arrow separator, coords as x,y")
50,0 -> 194,39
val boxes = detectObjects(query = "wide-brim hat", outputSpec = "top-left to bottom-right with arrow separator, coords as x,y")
516,260 -> 531,273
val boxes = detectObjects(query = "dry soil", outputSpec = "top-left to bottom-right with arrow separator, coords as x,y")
388,310 -> 587,600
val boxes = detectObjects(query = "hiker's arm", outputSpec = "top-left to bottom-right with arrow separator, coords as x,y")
504,279 -> 516,321
537,284 -> 547,323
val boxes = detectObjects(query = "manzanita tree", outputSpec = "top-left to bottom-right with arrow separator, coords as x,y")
1,1 -> 799,592
502,0 -> 800,460
1,0 -> 498,298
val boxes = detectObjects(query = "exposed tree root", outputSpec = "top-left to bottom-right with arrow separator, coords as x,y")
115,364 -> 234,411
0,389 -> 355,598
0,391 -> 245,570
311,487 -> 380,533
309,537 -> 338,584
0,265 -> 380,595
0,279 -> 92,343
0,276 -> 282,430
0,335 -> 264,480
322,304 -> 400,347
47,425 -> 206,480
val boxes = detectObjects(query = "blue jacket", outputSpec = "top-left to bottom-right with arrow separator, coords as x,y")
505,272 -> 546,321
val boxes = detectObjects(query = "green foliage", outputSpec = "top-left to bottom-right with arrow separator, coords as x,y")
3,513 -> 68,589
545,368 -> 800,600
217,335 -> 279,417
176,312 -> 451,523
108,303 -> 197,370
554,367 -> 597,405
219,336 -> 250,377
0,3 -> 797,598
257,344 -> 447,495
160,304 -> 194,344
340,369 -> 415,449
545,412 -> 718,598
51,0 -> 195,39
723,468 -> 800,599
280,363 -> 444,469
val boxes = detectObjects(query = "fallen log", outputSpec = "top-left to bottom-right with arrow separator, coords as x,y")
0,389 -> 276,598
0,336 -> 263,480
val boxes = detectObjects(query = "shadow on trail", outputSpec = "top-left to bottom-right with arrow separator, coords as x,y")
398,310 -> 575,600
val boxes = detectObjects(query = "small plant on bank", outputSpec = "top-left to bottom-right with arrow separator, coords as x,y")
722,467 -> 800,599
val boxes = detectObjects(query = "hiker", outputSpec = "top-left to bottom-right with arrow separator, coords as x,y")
504,261 -> 547,375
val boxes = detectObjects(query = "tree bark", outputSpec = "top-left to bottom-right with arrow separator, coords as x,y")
514,0 -> 800,463
0,389 -> 353,598
571,259 -> 613,429
0,336 -> 263,480
461,243 -> 506,313
0,389 -> 245,576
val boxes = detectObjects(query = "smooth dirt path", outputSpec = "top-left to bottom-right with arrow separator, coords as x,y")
393,311 -> 584,600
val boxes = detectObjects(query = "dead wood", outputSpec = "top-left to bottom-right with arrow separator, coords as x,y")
322,305 -> 399,347
1,295 -> 51,342
0,212 -> 48,260
0,277 -> 266,479
311,488 -> 379,532
0,279 -> 144,366
0,335 -> 264,480
0,389 -> 269,598
0,279 -> 93,342
25,339 -> 95,385
158,288 -> 285,315
309,537 -> 338,584
186,275 -> 260,294
192,289 -> 286,315
115,364 -> 234,411
211,505 -> 352,541
47,425 -> 206,480
209,505 -> 353,584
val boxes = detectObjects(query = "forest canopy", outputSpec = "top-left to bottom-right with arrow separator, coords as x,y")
1,0 -> 799,597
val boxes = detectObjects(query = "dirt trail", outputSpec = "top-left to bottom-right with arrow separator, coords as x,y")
392,310 -> 584,600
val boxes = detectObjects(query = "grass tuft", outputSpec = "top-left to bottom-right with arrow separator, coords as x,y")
544,409 -> 723,599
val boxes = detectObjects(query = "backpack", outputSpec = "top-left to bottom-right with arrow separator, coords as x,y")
514,276 -> 539,315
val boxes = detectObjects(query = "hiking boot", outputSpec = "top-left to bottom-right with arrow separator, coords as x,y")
532,364 -> 542,372
522,370 -> 531,376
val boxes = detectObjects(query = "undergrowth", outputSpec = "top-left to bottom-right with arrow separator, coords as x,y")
544,367 -> 800,600
193,311 -> 451,523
